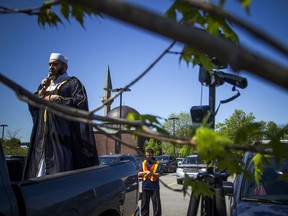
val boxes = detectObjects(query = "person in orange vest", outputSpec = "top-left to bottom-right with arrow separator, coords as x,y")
138,148 -> 163,216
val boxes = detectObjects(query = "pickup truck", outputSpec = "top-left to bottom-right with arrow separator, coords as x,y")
0,143 -> 139,216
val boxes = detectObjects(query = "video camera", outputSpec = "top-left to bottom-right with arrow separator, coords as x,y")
199,67 -> 247,89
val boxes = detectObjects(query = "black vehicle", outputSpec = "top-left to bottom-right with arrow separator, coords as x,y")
225,141 -> 288,216
99,154 -> 139,170
1,148 -> 139,216
135,155 -> 145,170
156,155 -> 178,173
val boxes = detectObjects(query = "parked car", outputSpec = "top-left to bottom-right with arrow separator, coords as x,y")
176,157 -> 184,166
176,154 -> 206,184
225,141 -> 288,215
135,155 -> 145,170
99,154 -> 139,170
156,155 -> 178,173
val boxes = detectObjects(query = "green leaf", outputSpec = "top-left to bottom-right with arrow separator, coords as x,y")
127,113 -> 169,135
183,177 -> 214,198
71,4 -> 84,27
239,0 -> 251,14
196,126 -> 233,163
234,122 -> 264,144
164,2 -> 177,20
252,153 -> 264,184
61,1 -> 70,21
37,7 -> 63,28
198,53 -> 214,72
194,125 -> 246,176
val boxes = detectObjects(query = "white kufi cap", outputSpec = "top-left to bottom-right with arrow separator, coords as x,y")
49,53 -> 68,64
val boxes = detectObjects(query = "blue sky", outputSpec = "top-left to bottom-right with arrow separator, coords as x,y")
0,0 -> 287,142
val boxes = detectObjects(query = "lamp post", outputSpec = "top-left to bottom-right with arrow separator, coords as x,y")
168,117 -> 179,155
112,88 -> 131,154
0,124 -> 8,144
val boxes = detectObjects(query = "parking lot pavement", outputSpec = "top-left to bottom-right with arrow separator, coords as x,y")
138,173 -> 191,216
138,173 -> 234,216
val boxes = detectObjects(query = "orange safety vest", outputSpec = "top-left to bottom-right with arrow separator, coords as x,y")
142,160 -> 159,182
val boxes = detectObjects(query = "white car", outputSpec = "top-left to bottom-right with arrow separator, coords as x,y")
176,154 -> 206,184
176,157 -> 184,166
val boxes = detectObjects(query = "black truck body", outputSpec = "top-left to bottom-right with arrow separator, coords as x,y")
0,145 -> 139,216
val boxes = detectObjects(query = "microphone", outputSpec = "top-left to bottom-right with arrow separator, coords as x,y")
48,72 -> 53,79
47,72 -> 56,81
42,72 -> 53,88
38,73 -> 53,97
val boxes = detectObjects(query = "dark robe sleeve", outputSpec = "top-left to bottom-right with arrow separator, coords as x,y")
60,77 -> 99,168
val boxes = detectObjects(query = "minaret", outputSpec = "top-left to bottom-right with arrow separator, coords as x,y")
101,66 -> 113,116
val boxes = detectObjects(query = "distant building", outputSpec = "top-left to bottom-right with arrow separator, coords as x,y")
94,67 -> 148,156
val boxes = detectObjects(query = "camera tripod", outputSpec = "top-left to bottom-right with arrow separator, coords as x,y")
187,167 -> 227,216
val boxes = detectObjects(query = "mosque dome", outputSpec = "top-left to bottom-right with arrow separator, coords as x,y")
107,105 -> 140,119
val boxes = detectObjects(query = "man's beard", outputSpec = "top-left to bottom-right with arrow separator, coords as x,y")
49,66 -> 65,80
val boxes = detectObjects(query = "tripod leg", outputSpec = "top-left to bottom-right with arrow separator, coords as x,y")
187,192 -> 200,216
215,188 -> 227,216
201,195 -> 214,216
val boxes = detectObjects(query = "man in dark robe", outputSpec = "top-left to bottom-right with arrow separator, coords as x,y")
24,53 -> 99,179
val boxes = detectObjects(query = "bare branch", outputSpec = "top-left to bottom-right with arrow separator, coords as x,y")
0,1 -> 60,15
1,73 -> 265,155
184,0 -> 288,57
74,0 -> 288,90
94,124 -> 143,153
91,40 -> 177,113
0,73 -> 139,127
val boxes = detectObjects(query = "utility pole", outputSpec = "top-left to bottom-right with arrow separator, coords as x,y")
0,124 -> 8,144
111,88 -> 131,154
209,80 -> 216,129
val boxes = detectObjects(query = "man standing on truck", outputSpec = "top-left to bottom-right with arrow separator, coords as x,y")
24,52 -> 99,178
138,149 -> 162,216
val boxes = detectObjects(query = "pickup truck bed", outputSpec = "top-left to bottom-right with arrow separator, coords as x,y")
0,145 -> 139,216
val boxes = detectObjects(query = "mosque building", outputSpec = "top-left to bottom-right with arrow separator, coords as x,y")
93,67 -> 148,156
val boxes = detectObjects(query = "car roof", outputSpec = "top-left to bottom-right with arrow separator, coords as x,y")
186,154 -> 198,158
157,155 -> 174,157
100,155 -> 120,157
100,154 -> 135,157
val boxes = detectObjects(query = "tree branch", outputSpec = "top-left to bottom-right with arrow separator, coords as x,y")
1,72 -> 269,155
74,0 -> 288,90
91,40 -> 177,113
0,1 -> 60,15
184,0 -> 288,57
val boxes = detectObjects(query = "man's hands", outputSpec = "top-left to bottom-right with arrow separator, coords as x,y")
37,77 -> 61,103
38,77 -> 51,97
140,170 -> 153,177
43,95 -> 61,102
144,171 -> 152,177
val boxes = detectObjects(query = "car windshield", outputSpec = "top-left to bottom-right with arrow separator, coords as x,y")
99,156 -> 119,165
121,156 -> 137,167
135,156 -> 145,163
183,156 -> 204,165
157,156 -> 169,162
241,157 -> 288,202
